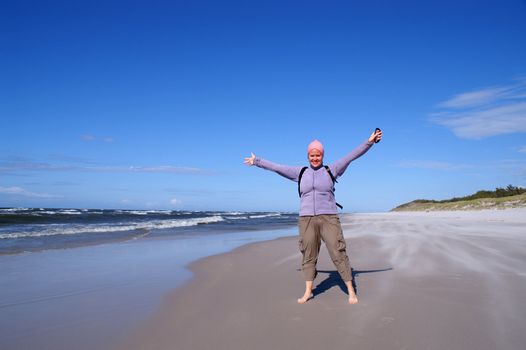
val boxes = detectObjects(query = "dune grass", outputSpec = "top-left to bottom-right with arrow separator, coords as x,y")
392,193 -> 526,212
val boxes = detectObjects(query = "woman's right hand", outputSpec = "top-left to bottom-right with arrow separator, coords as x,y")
368,129 -> 383,143
244,152 -> 256,166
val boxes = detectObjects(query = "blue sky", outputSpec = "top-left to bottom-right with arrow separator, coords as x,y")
1,0 -> 526,212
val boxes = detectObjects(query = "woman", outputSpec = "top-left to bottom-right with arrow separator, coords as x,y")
244,129 -> 382,304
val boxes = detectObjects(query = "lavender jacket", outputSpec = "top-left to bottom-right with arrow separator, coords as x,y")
254,140 -> 374,217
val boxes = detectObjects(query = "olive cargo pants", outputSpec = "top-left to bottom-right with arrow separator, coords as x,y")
298,214 -> 352,282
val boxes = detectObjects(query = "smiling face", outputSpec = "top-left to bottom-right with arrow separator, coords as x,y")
308,149 -> 323,168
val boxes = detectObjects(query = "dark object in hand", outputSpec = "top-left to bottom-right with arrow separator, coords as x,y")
374,128 -> 382,143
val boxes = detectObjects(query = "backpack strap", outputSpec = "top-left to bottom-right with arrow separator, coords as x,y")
324,165 -> 338,184
297,167 -> 308,197
324,166 -> 344,210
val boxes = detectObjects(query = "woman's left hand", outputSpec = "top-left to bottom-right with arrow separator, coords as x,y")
369,129 -> 383,143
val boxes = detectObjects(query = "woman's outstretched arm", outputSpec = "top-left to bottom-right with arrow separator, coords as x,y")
244,152 -> 302,181
330,129 -> 383,177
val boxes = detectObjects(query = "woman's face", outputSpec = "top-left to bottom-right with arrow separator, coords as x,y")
308,150 -> 323,168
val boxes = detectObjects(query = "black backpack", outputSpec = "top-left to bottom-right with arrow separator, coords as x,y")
297,165 -> 343,209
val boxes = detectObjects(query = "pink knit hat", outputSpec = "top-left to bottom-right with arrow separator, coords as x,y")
307,139 -> 324,155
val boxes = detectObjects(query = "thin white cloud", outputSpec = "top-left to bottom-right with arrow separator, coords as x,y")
126,166 -> 206,174
81,135 -> 115,143
0,186 -> 60,198
431,102 -> 526,139
519,146 -> 526,154
0,159 -> 212,175
437,86 -> 509,109
397,159 -> 526,177
81,134 -> 96,141
0,161 -> 77,173
170,198 -> 181,206
430,79 -> 526,139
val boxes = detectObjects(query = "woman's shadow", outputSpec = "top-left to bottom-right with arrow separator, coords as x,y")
309,267 -> 393,297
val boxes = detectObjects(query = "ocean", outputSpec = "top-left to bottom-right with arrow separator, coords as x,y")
0,207 -> 299,255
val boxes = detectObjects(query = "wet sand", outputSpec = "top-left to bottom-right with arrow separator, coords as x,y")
118,209 -> 526,350
0,228 -> 297,350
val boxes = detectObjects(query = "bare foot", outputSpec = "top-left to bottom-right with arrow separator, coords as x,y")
348,292 -> 358,305
345,281 -> 358,305
297,293 -> 313,304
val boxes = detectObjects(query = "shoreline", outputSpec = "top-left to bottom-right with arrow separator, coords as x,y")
0,226 -> 297,350
118,209 -> 526,350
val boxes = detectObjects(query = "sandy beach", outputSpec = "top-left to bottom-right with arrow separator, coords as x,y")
118,209 -> 526,350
